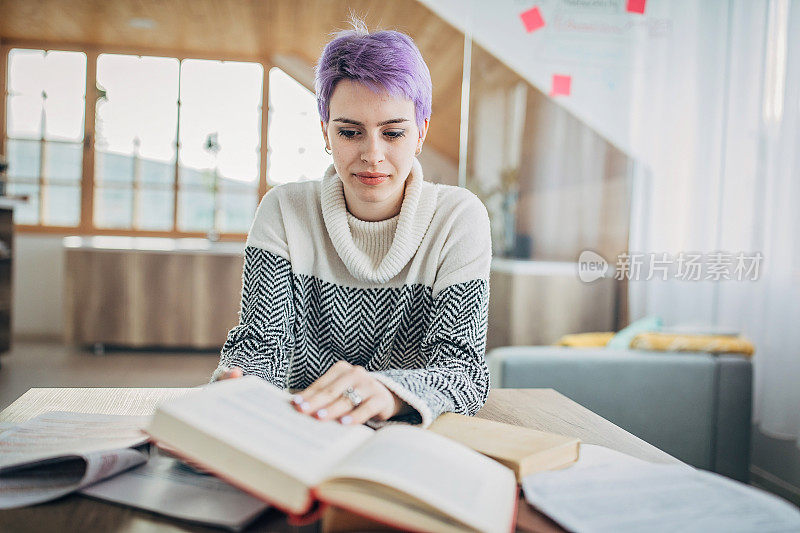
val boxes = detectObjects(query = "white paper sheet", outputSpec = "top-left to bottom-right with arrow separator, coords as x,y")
565,443 -> 695,472
81,453 -> 269,531
522,445 -> 800,533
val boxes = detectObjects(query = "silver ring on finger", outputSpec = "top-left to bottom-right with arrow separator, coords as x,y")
342,386 -> 363,408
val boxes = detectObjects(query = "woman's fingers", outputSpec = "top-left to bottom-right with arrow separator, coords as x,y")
297,364 -> 368,416
221,362 -> 400,425
317,380 -> 385,422
294,361 -> 352,409
317,394 -> 360,421
218,366 -> 243,381
291,363 -> 400,424
345,396 -> 390,425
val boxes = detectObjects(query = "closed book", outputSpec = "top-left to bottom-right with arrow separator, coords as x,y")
428,413 -> 580,482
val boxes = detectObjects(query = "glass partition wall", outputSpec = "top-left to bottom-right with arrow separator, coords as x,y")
457,30 -> 637,340
464,44 -> 633,264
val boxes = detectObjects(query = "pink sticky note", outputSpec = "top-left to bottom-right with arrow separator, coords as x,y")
626,0 -> 646,14
520,6 -> 545,33
550,74 -> 571,97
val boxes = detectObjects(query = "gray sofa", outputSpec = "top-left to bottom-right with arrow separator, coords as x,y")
487,346 -> 752,482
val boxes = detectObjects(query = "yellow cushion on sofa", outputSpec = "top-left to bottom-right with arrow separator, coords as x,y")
630,332 -> 755,356
555,332 -> 615,347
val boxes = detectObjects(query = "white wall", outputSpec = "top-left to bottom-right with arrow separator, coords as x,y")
13,234 -> 65,338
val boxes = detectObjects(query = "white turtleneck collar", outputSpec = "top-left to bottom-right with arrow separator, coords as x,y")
321,158 -> 438,283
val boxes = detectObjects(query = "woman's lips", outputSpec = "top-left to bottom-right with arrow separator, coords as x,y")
355,172 -> 389,185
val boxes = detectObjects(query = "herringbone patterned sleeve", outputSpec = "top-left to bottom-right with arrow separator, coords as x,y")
370,193 -> 493,428
372,278 -> 490,427
212,247 -> 296,387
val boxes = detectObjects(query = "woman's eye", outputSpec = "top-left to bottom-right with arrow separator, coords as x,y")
336,129 -> 406,140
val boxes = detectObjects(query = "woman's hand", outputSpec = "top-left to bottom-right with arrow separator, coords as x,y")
292,361 -> 406,425
217,366 -> 243,380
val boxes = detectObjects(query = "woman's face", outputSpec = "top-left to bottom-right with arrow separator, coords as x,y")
322,79 -> 428,220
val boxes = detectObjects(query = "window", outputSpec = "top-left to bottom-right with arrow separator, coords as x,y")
95,54 -> 179,230
178,59 -> 263,234
5,49 -> 86,226
266,67 -> 331,185
2,48 -> 323,237
95,55 -> 264,234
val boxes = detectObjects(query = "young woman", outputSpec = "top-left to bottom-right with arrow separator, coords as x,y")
213,20 -> 492,429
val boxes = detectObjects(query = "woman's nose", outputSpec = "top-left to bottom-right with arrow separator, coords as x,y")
360,135 -> 385,165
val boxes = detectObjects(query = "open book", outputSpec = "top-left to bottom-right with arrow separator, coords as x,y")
145,376 -> 517,533
0,411 -> 150,509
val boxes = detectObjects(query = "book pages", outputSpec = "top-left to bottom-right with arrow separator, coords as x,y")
0,388 -> 197,425
153,377 -> 374,486
0,411 -> 150,471
325,425 -> 517,533
0,448 -> 147,509
0,411 -> 151,509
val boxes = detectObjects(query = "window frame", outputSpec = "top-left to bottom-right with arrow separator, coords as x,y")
1,41 -> 272,240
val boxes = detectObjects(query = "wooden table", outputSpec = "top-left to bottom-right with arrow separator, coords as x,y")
0,387 -> 680,532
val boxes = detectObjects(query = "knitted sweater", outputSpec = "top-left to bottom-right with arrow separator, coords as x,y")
213,157 -> 492,428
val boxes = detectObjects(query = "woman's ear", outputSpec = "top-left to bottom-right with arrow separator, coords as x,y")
419,118 -> 429,144
321,120 -> 330,149
416,118 -> 429,155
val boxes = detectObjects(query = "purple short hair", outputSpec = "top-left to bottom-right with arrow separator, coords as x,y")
314,22 -> 433,133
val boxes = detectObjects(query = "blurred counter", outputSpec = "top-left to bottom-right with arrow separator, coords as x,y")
63,236 -> 245,351
62,236 -> 245,255
61,238 -> 620,352
488,257 -> 618,349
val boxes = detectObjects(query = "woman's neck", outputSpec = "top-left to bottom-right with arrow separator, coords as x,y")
344,181 -> 407,222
